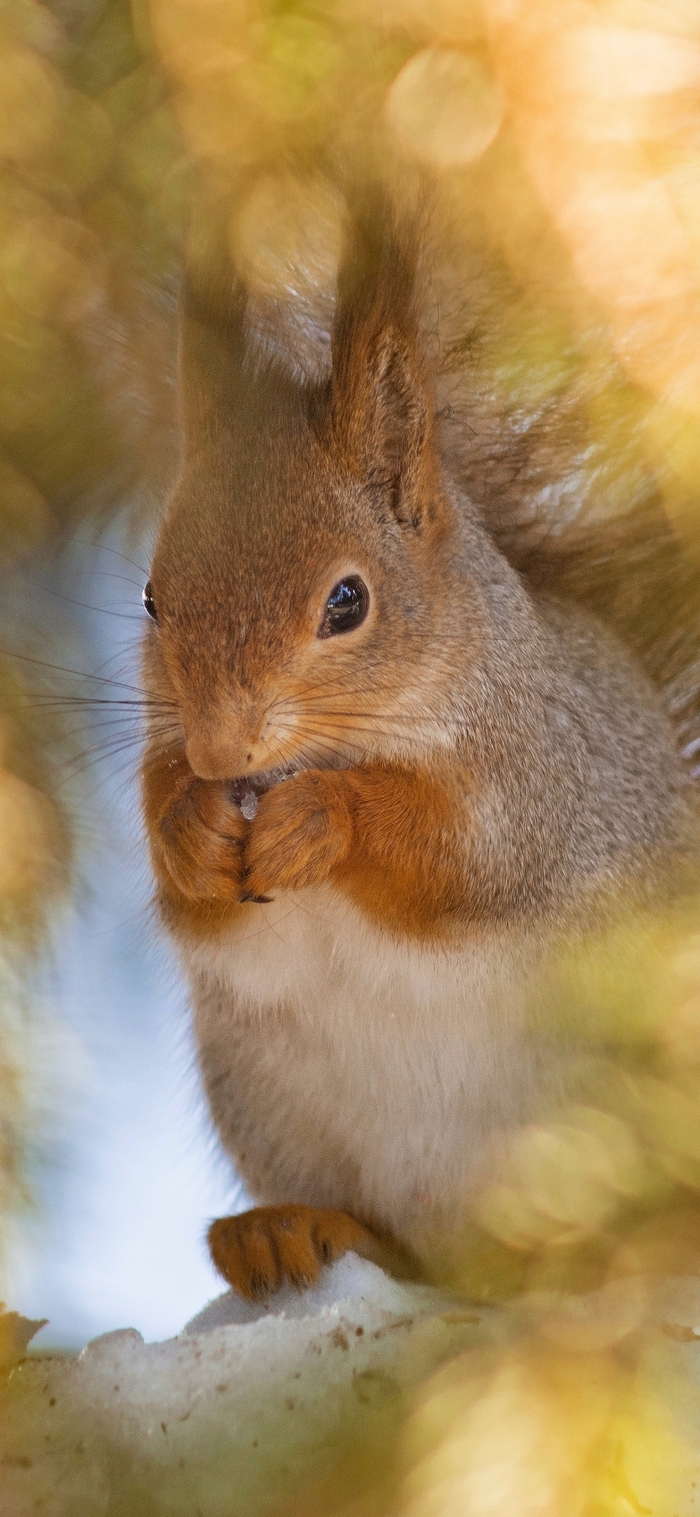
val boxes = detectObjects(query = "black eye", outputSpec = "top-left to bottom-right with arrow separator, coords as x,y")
142,580 -> 158,622
319,576 -> 369,638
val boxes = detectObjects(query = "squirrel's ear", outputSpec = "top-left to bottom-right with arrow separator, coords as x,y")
359,326 -> 432,531
329,199 -> 437,531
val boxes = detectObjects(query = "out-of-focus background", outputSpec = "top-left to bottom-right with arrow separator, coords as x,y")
0,0 -> 238,1347
3,533 -> 244,1349
2,0 -> 700,1374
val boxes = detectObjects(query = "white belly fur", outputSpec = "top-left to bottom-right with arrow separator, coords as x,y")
185,887 -> 564,1264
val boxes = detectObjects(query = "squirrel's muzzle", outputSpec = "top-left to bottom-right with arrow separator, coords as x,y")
182,693 -> 293,783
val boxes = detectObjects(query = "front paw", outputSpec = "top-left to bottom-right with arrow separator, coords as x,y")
145,754 -> 247,903
243,770 -> 353,896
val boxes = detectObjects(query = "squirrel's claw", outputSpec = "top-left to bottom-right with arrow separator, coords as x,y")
207,1205 -> 382,1301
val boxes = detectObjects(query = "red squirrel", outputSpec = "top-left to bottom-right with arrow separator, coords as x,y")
141,191 -> 699,1297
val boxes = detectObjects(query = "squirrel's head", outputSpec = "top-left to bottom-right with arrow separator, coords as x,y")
144,199 -> 462,786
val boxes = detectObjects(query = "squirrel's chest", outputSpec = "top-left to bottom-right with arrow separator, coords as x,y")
185,884 -> 537,1040
185,887 -> 548,1236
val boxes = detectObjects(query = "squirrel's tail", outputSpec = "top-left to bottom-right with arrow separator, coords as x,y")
494,500 -> 700,780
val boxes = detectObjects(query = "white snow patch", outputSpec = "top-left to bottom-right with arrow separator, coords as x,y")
5,1261 -> 700,1515
184,1251 -> 455,1331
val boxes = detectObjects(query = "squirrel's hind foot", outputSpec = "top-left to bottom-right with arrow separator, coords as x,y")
207,1204 -> 393,1301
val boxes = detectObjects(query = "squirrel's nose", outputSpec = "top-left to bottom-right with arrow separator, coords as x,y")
184,706 -> 273,780
185,732 -> 254,781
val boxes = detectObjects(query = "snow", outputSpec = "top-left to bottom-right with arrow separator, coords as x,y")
0,1255 -> 492,1516
3,1257 -> 700,1516
184,1250 -> 455,1331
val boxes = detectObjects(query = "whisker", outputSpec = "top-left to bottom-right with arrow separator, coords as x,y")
72,540 -> 150,577
52,716 -> 148,743
233,901 -> 309,945
271,685 -> 399,717
292,712 -> 407,729
61,727 -> 148,760
271,729 -> 363,771
11,579 -> 144,621
0,646 -> 177,703
275,710 -> 413,742
54,734 -> 149,785
0,695 -> 171,712
67,570 -> 145,590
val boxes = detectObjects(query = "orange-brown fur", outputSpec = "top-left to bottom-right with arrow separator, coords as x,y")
141,197 -> 698,1298
208,1205 -> 409,1301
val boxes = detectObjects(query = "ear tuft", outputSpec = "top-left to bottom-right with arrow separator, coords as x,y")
329,192 -> 436,531
368,328 -> 429,529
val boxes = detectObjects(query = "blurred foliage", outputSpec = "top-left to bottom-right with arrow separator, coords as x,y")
0,0 -> 184,525
0,0 -> 184,1297
1,0 -> 700,1509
